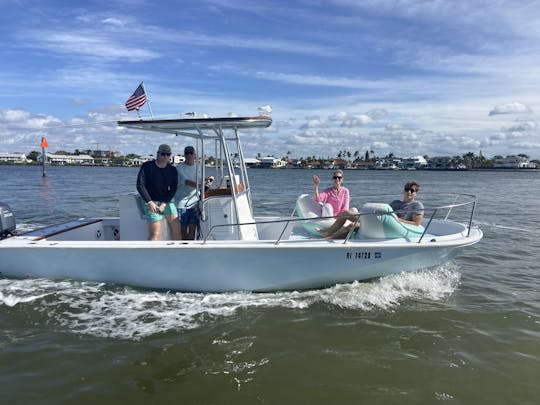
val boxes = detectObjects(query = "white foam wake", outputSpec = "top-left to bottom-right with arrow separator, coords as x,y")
1,265 -> 460,340
0,278 -> 58,307
475,220 -> 540,235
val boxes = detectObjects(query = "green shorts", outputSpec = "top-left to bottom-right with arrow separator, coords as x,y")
142,201 -> 178,223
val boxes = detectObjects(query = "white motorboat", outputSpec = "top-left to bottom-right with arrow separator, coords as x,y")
0,116 -> 482,292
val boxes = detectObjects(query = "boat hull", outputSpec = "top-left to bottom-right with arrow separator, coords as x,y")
0,229 -> 482,292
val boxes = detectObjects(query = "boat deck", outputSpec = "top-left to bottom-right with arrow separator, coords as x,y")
22,219 -> 104,240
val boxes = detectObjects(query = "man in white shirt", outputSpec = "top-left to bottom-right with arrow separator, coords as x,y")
175,145 -> 199,239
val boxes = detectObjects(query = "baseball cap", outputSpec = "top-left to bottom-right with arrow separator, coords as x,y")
157,144 -> 171,154
184,146 -> 195,154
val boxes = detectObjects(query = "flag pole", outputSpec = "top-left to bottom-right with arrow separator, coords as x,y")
141,82 -> 154,118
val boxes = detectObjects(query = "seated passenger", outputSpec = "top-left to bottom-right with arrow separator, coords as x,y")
320,181 -> 424,239
311,170 -> 358,231
389,181 -> 424,226
312,170 -> 350,216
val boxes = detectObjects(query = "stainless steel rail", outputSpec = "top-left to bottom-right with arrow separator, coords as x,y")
201,193 -> 478,245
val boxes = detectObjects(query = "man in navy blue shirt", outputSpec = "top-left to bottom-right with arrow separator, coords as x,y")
136,144 -> 181,240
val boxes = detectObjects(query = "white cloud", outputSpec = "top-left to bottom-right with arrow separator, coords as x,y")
300,118 -> 324,129
102,17 -> 126,27
385,123 -> 402,131
365,109 -> 388,120
341,114 -> 374,127
0,109 -> 61,130
328,112 -> 348,121
489,102 -> 533,116
2,2 -> 540,159
326,110 -> 386,128
506,121 -> 537,132
19,31 -> 159,62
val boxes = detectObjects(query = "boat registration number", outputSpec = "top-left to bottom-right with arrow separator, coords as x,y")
346,251 -> 372,259
345,251 -> 382,259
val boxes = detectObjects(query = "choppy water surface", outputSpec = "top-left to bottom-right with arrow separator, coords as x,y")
1,166 -> 539,404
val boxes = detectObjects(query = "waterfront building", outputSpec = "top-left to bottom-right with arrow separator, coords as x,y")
493,155 -> 537,169
428,156 -> 452,169
172,155 -> 185,165
304,161 -> 322,169
244,158 -> 261,167
259,156 -> 286,168
331,158 -> 350,169
0,153 -> 29,164
83,150 -> 120,158
127,155 -> 154,166
375,158 -> 401,169
37,153 -> 94,165
400,156 -> 428,169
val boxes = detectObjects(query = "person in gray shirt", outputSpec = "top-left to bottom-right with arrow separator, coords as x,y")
389,180 -> 424,226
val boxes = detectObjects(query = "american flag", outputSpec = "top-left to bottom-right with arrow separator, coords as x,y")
125,83 -> 147,111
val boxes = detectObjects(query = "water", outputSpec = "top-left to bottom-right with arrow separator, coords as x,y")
1,165 -> 539,404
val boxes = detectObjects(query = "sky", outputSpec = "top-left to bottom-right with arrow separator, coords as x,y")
1,0 -> 540,160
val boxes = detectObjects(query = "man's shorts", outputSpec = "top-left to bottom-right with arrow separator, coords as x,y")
142,201 -> 178,223
180,207 -> 199,226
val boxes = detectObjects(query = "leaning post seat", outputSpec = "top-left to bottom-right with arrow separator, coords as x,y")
119,194 -> 169,240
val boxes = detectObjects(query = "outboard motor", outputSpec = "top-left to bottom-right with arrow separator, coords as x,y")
0,202 -> 16,239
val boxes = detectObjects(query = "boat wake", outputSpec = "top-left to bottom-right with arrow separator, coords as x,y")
476,220 -> 540,235
1,265 -> 460,340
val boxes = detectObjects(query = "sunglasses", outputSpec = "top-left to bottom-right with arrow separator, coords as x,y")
404,188 -> 417,193
333,176 -> 343,180
160,152 -> 171,156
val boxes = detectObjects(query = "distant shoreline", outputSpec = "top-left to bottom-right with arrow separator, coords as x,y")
1,163 -> 538,172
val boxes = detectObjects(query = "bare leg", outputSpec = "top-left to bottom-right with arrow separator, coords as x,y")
327,223 -> 357,239
319,209 -> 360,238
320,216 -> 349,237
148,220 -> 163,240
166,214 -> 181,240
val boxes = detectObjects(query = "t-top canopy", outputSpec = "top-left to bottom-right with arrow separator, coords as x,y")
118,116 -> 272,135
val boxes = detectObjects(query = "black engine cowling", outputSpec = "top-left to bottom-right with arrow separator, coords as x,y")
0,202 -> 16,239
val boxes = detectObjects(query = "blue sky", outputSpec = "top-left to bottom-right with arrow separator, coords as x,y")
1,0 -> 539,159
